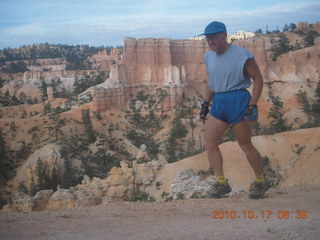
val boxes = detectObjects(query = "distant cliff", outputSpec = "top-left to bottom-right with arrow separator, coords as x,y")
93,38 -> 208,111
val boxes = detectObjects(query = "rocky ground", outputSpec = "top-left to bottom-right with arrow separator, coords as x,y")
1,185 -> 319,240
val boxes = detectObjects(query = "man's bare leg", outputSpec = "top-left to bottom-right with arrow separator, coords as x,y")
234,120 -> 271,199
234,120 -> 264,177
204,115 -> 229,176
204,115 -> 232,198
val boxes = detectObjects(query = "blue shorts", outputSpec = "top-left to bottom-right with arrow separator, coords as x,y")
210,89 -> 251,125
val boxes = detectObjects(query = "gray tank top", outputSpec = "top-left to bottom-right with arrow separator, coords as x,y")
204,44 -> 253,93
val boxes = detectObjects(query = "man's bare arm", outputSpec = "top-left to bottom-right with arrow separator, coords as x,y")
245,58 -> 263,106
203,85 -> 214,103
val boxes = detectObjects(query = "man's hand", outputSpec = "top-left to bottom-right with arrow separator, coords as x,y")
200,101 -> 209,124
245,104 -> 258,122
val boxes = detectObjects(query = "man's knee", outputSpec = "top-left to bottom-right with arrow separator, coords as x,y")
204,137 -> 220,151
237,139 -> 254,153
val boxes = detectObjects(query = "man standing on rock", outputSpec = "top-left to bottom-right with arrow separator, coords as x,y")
199,21 -> 270,199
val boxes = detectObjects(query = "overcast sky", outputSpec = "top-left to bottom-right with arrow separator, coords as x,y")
1,0 -> 319,49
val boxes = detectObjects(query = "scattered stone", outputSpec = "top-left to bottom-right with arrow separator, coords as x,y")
171,169 -> 215,199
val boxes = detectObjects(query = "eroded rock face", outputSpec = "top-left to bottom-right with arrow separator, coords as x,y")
10,192 -> 35,213
92,37 -> 208,111
4,160 -> 162,212
33,190 -> 54,211
4,190 -> 54,213
47,188 -> 75,209
123,38 -> 207,85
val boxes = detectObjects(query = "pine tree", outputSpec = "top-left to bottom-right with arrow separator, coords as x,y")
295,79 -> 320,127
47,113 -> 66,141
269,33 -> 293,61
171,117 -> 188,139
315,78 -> 320,99
295,90 -> 312,115
266,24 -> 270,34
81,157 -> 94,178
49,167 -> 60,191
21,110 -> 28,119
267,91 -> 291,133
283,23 -> 289,32
289,23 -> 297,32
29,169 -> 37,196
0,128 -> 10,183
303,30 -> 320,47
255,29 -> 263,35
156,88 -> 168,118
60,137 -> 78,188
43,102 -> 52,115
165,134 -> 177,163
40,77 -> 48,101
35,158 -> 50,191
63,157 -> 77,188
165,112 -> 188,163
18,181 -> 29,194
81,109 -> 96,143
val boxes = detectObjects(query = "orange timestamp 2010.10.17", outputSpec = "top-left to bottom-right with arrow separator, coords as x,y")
211,210 -> 309,220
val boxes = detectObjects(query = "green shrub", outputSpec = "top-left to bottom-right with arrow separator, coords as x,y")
18,181 -> 29,194
267,91 -> 291,133
303,30 -> 320,47
295,79 -> 320,128
262,156 -> 282,187
125,190 -> 155,202
161,191 -> 173,202
0,197 -> 7,209
27,126 -> 39,134
176,193 -> 185,200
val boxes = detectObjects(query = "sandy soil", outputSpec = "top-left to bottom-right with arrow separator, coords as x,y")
1,186 -> 320,240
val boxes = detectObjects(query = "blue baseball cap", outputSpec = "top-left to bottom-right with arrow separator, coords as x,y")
199,21 -> 227,36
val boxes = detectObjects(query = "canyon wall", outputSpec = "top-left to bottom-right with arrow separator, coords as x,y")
3,35 -> 319,113
123,37 -> 208,85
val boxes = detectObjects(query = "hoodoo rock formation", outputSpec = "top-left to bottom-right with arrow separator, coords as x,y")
92,38 -> 208,111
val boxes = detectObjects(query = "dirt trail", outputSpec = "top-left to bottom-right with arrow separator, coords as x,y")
1,186 -> 320,240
